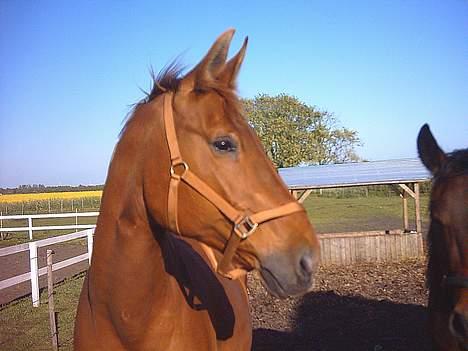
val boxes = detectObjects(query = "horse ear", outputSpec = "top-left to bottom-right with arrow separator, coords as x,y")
216,36 -> 248,88
178,29 -> 235,93
417,124 -> 446,175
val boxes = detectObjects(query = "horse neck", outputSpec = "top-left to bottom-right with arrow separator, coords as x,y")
91,101 -> 172,301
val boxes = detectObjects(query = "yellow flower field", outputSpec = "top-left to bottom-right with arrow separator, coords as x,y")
0,191 -> 103,203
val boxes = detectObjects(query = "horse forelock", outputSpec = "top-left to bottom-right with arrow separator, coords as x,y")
120,61 -> 244,139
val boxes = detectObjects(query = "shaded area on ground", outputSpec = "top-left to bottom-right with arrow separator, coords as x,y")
249,259 -> 431,351
253,292 -> 430,351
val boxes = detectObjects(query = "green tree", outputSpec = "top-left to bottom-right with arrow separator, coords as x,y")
243,94 -> 361,167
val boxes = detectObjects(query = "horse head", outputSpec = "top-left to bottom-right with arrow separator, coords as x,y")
418,124 -> 468,350
134,29 -> 320,297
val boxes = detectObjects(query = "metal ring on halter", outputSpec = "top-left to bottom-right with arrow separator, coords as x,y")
234,216 -> 259,239
170,161 -> 189,180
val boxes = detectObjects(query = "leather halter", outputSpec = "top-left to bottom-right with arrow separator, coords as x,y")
444,275 -> 468,289
162,92 -> 304,279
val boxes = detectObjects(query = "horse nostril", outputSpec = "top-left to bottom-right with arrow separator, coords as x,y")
299,252 -> 316,278
449,311 -> 468,340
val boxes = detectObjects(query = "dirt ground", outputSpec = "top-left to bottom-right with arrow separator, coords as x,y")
248,259 -> 430,351
0,245 -> 430,350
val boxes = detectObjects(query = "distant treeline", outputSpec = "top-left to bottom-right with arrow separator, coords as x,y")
0,184 -> 104,195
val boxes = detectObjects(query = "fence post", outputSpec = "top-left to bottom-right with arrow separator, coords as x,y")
75,209 -> 78,232
0,211 -> 3,240
29,241 -> 40,307
415,183 -> 421,233
87,229 -> 94,265
47,250 -> 59,351
28,217 -> 33,240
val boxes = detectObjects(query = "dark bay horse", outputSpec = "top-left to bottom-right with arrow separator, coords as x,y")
74,29 -> 320,350
418,124 -> 468,351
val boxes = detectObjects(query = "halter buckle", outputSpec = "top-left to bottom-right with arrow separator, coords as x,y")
170,161 -> 189,180
234,216 -> 258,239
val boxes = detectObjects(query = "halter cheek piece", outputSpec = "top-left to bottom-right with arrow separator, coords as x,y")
162,92 -> 304,279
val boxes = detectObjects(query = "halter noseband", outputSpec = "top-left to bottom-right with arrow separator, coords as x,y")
162,92 -> 304,279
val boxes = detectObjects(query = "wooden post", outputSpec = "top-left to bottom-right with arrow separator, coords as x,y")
47,250 -> 59,351
297,189 -> 313,204
414,183 -> 422,233
75,209 -> 78,233
402,190 -> 409,232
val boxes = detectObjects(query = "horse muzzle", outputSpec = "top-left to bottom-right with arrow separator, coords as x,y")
259,248 -> 319,299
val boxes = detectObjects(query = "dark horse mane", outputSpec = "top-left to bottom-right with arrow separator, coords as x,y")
142,62 -> 185,104
426,147 -> 468,289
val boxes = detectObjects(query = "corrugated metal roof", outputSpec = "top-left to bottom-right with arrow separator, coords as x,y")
279,158 -> 431,189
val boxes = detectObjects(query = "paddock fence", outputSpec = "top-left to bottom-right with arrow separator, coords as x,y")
317,230 -> 424,266
0,211 -> 98,240
0,209 -> 427,306
0,228 -> 94,307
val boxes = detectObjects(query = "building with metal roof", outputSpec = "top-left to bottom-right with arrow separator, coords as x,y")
279,158 -> 430,190
279,158 -> 432,234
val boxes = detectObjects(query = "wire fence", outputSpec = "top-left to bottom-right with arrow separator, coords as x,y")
0,197 -> 101,215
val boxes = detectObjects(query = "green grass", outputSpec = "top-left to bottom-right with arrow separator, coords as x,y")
302,194 -> 430,233
0,273 -> 85,351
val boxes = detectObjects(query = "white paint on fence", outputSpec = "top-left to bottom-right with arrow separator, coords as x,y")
0,211 -> 98,240
0,228 -> 94,306
29,242 -> 39,306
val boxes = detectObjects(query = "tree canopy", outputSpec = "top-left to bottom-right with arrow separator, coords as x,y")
243,94 -> 361,168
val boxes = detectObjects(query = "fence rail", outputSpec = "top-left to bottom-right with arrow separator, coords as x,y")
0,211 -> 98,240
0,228 -> 94,306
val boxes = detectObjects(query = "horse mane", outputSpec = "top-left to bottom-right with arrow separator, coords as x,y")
426,147 -> 468,289
121,60 -> 244,137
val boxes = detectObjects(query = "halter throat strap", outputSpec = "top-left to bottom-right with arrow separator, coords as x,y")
162,92 -> 304,279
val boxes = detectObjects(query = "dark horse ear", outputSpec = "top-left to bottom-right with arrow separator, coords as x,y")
417,124 -> 446,175
178,29 -> 235,93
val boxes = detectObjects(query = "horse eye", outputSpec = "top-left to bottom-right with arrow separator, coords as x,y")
212,137 -> 237,153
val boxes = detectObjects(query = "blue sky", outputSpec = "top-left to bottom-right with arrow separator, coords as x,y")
1,1 -> 466,188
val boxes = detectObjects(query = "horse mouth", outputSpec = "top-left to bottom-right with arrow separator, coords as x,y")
259,266 -> 288,299
259,266 -> 314,299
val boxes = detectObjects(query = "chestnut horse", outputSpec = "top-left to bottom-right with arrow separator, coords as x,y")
417,124 -> 468,351
74,29 -> 320,350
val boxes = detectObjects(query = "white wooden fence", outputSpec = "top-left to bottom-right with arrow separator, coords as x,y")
0,211 -> 98,240
0,228 -> 95,307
